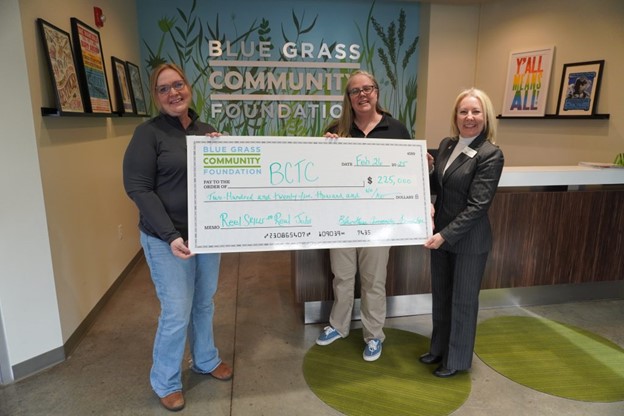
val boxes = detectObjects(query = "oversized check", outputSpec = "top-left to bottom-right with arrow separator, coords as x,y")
187,136 -> 432,253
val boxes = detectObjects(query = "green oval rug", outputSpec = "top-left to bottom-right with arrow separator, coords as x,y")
475,316 -> 624,402
303,328 -> 470,416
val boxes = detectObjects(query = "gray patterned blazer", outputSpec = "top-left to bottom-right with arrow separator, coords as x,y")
430,133 -> 504,254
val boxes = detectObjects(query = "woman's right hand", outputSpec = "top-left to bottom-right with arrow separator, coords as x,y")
324,132 -> 339,138
424,233 -> 445,250
427,152 -> 434,173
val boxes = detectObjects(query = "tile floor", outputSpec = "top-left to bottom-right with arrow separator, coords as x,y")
0,251 -> 622,415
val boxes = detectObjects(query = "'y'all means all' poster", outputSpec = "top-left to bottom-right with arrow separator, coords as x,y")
501,46 -> 555,117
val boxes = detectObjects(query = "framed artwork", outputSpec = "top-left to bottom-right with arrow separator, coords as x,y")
70,17 -> 112,114
111,57 -> 134,114
126,61 -> 149,116
37,18 -> 85,114
556,60 -> 604,116
501,46 -> 555,117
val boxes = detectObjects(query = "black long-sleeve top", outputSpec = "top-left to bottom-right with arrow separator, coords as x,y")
327,113 -> 411,139
123,109 -> 216,243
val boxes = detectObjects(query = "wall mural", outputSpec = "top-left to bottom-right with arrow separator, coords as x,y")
137,0 -> 419,136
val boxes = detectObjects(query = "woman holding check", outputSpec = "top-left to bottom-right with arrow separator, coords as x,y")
123,63 -> 232,411
315,70 -> 411,362
420,88 -> 504,378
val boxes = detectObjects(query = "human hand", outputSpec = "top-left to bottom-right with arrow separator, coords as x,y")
427,152 -> 434,173
206,131 -> 222,138
170,237 -> 193,259
324,132 -> 339,138
424,233 -> 444,250
430,203 -> 435,230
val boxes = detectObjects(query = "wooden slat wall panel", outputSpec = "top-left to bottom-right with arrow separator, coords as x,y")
486,190 -> 624,288
293,189 -> 624,303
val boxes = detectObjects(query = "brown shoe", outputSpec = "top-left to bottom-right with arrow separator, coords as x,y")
159,391 -> 185,412
209,362 -> 233,381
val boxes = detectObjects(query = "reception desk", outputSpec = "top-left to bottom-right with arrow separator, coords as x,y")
292,166 -> 624,323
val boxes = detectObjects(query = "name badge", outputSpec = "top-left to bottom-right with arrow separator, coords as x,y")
462,147 -> 477,158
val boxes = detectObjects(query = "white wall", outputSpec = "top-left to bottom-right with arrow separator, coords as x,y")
476,0 -> 624,166
0,0 -> 63,380
20,0 -> 143,343
0,0 -> 144,381
416,3 -> 480,143
420,0 -> 624,166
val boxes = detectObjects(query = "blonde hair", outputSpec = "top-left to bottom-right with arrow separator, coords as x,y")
149,63 -> 191,111
450,88 -> 497,143
327,70 -> 386,137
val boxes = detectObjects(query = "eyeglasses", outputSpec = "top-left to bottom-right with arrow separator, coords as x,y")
347,85 -> 377,96
156,80 -> 186,95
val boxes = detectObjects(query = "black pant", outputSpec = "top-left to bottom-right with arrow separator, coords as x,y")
429,249 -> 488,370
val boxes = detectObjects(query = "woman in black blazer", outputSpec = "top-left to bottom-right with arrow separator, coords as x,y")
420,88 -> 504,377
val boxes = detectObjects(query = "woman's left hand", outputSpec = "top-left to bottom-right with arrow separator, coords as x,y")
206,132 -> 222,138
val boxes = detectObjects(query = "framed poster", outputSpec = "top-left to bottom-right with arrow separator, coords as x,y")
111,57 -> 134,114
501,46 -> 555,117
556,60 -> 604,116
37,18 -> 85,114
126,61 -> 149,116
70,17 -> 112,114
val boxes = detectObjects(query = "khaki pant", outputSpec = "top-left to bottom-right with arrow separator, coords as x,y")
328,246 -> 390,342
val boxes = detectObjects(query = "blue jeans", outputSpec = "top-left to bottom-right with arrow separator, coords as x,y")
140,231 -> 222,397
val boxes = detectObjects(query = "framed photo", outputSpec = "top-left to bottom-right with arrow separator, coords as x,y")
70,17 -> 112,114
126,61 -> 149,116
111,57 -> 134,114
37,18 -> 85,114
501,46 -> 555,117
556,60 -> 604,116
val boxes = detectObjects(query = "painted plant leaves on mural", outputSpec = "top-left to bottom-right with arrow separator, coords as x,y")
138,0 -> 419,136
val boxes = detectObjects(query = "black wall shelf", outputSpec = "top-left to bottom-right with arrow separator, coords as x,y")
41,107 -> 148,118
497,114 -> 610,120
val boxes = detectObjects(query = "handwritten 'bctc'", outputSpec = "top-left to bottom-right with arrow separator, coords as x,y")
269,159 -> 318,185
